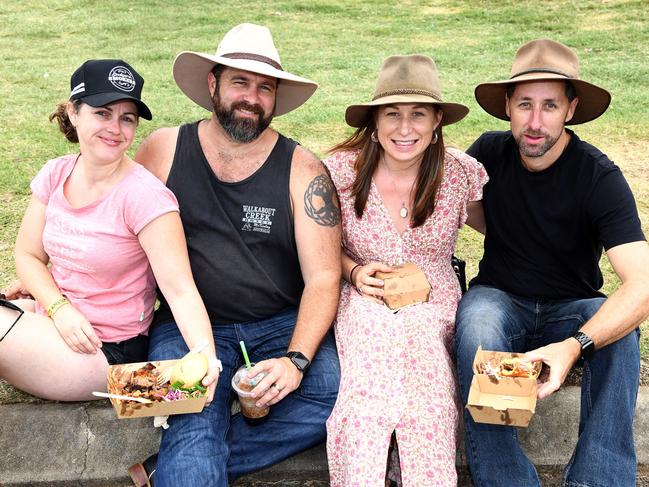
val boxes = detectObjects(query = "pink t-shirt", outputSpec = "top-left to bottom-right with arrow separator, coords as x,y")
30,154 -> 179,342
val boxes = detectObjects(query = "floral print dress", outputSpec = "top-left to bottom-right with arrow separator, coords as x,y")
323,148 -> 488,487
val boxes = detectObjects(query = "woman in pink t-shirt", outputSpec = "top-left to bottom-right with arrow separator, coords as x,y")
0,59 -> 220,402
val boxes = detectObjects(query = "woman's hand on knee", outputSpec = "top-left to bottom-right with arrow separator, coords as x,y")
52,305 -> 102,354
353,262 -> 391,304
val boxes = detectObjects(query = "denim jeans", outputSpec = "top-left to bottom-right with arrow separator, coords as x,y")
454,285 -> 640,487
148,308 -> 340,487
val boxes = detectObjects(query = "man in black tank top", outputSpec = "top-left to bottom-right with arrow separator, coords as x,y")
454,40 -> 649,487
128,24 -> 342,487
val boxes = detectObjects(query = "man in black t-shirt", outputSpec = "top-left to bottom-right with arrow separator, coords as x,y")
454,39 -> 649,487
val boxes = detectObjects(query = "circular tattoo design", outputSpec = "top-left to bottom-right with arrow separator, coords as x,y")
304,174 -> 341,227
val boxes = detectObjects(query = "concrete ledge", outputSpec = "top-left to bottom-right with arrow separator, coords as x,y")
1,386 -> 647,486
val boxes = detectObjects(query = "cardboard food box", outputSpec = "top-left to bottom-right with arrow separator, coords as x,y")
375,262 -> 431,310
107,359 -> 207,419
466,347 -> 541,428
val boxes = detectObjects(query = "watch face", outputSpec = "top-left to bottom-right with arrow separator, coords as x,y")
287,352 -> 310,371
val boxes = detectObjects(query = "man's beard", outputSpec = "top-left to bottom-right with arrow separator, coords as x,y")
212,95 -> 273,143
515,129 -> 559,159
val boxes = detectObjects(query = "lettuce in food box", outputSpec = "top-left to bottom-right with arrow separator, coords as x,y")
107,355 -> 208,419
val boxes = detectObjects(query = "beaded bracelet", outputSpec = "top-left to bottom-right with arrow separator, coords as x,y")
47,296 -> 70,318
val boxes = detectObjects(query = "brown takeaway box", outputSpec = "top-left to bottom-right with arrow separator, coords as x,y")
107,359 -> 207,419
375,262 -> 431,310
466,347 -> 540,428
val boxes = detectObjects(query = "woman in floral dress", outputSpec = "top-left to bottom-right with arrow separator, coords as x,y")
323,55 -> 488,486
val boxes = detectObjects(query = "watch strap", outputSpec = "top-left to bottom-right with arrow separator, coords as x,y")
285,351 -> 310,372
573,331 -> 595,360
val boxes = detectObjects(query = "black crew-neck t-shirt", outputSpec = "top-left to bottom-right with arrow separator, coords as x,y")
467,129 -> 644,300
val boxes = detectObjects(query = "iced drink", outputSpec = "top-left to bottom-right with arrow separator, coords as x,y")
231,364 -> 270,425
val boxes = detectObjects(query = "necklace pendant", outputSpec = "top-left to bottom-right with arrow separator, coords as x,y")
399,205 -> 409,218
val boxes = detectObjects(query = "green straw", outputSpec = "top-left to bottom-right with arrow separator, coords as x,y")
239,340 -> 252,370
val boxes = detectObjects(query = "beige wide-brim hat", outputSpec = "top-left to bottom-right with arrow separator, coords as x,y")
345,54 -> 469,127
475,39 -> 611,125
173,23 -> 318,117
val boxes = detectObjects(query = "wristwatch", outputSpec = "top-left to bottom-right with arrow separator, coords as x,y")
573,331 -> 595,360
285,351 -> 311,372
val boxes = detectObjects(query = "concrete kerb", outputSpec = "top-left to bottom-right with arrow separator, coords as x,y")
1,386 -> 647,486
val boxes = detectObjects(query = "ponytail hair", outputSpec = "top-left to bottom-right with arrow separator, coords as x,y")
49,100 -> 82,143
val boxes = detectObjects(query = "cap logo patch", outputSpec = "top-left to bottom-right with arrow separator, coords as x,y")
108,66 -> 136,92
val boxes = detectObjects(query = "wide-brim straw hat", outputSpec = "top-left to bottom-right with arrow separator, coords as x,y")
475,39 -> 611,125
345,54 -> 469,127
173,23 -> 318,117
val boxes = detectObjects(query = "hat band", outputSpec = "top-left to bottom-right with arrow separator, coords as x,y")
510,67 -> 573,79
221,52 -> 283,71
372,88 -> 442,102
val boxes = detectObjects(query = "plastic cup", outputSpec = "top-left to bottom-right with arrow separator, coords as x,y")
231,364 -> 270,425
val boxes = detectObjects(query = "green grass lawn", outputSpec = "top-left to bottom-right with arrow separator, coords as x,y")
1,0 -> 647,371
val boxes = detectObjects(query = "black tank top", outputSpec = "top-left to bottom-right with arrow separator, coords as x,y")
155,121 -> 304,325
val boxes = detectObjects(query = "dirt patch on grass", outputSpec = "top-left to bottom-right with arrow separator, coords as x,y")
420,5 -> 464,16
606,141 -> 649,195
577,12 -> 619,32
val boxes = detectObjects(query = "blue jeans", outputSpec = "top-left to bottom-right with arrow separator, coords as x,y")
148,308 -> 340,487
454,285 -> 640,487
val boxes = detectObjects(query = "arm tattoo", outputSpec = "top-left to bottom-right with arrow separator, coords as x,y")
303,174 -> 341,227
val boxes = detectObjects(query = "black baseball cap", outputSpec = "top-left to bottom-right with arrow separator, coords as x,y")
69,59 -> 152,120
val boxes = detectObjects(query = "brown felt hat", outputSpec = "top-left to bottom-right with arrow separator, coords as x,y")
345,54 -> 469,127
475,39 -> 611,125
